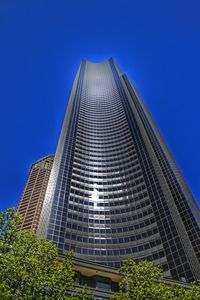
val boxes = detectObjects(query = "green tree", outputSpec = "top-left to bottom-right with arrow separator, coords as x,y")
0,208 -> 93,300
111,258 -> 200,300
72,285 -> 94,300
0,207 -> 21,254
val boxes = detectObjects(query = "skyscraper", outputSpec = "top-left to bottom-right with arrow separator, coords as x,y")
37,58 -> 200,282
18,155 -> 54,231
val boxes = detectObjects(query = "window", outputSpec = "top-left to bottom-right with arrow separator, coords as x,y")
96,280 -> 111,291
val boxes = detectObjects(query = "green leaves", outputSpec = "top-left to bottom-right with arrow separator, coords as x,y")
119,258 -> 162,288
0,207 -> 21,254
111,258 -> 200,300
0,229 -> 74,299
0,208 -> 94,300
71,285 -> 94,300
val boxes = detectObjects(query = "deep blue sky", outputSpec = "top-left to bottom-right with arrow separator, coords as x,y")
0,0 -> 200,211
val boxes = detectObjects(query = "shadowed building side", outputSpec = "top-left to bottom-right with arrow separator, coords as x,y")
17,155 -> 54,231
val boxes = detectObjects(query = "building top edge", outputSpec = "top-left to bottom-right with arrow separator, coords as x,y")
32,154 -> 54,165
82,57 -> 114,65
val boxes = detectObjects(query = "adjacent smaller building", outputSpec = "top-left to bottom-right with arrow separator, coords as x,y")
17,155 -> 54,231
72,257 -> 191,299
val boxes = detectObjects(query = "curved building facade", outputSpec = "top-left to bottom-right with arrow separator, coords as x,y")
37,58 -> 200,282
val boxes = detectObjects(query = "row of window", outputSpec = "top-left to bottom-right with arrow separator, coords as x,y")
68,203 -> 152,217
72,161 -> 139,175
64,238 -> 162,256
69,196 -> 150,210
80,93 -> 120,100
69,188 -> 148,207
75,141 -> 134,153
74,150 -> 136,163
79,106 -> 122,114
78,110 -> 124,121
80,101 -> 122,110
78,118 -> 127,129
65,216 -> 156,233
71,171 -> 143,185
65,164 -> 139,180
71,178 -> 144,192
75,137 -> 133,151
77,122 -> 129,135
73,154 -> 137,168
79,107 -> 123,116
80,100 -> 123,109
80,100 -> 122,109
70,184 -> 146,200
65,227 -> 158,244
77,129 -> 130,141
78,114 -> 126,126
80,97 -> 120,105
74,144 -> 135,158
76,131 -> 131,144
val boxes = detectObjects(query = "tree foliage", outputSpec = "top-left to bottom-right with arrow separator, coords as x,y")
0,208 -> 93,300
111,258 -> 200,300
72,285 -> 94,300
0,207 -> 20,253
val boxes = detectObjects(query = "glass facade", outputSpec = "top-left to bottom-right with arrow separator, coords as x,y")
37,58 -> 200,282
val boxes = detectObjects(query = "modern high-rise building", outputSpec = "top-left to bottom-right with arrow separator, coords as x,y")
18,155 -> 54,231
37,58 -> 200,282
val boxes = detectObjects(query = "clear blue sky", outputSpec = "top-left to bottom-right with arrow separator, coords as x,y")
0,0 -> 200,211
